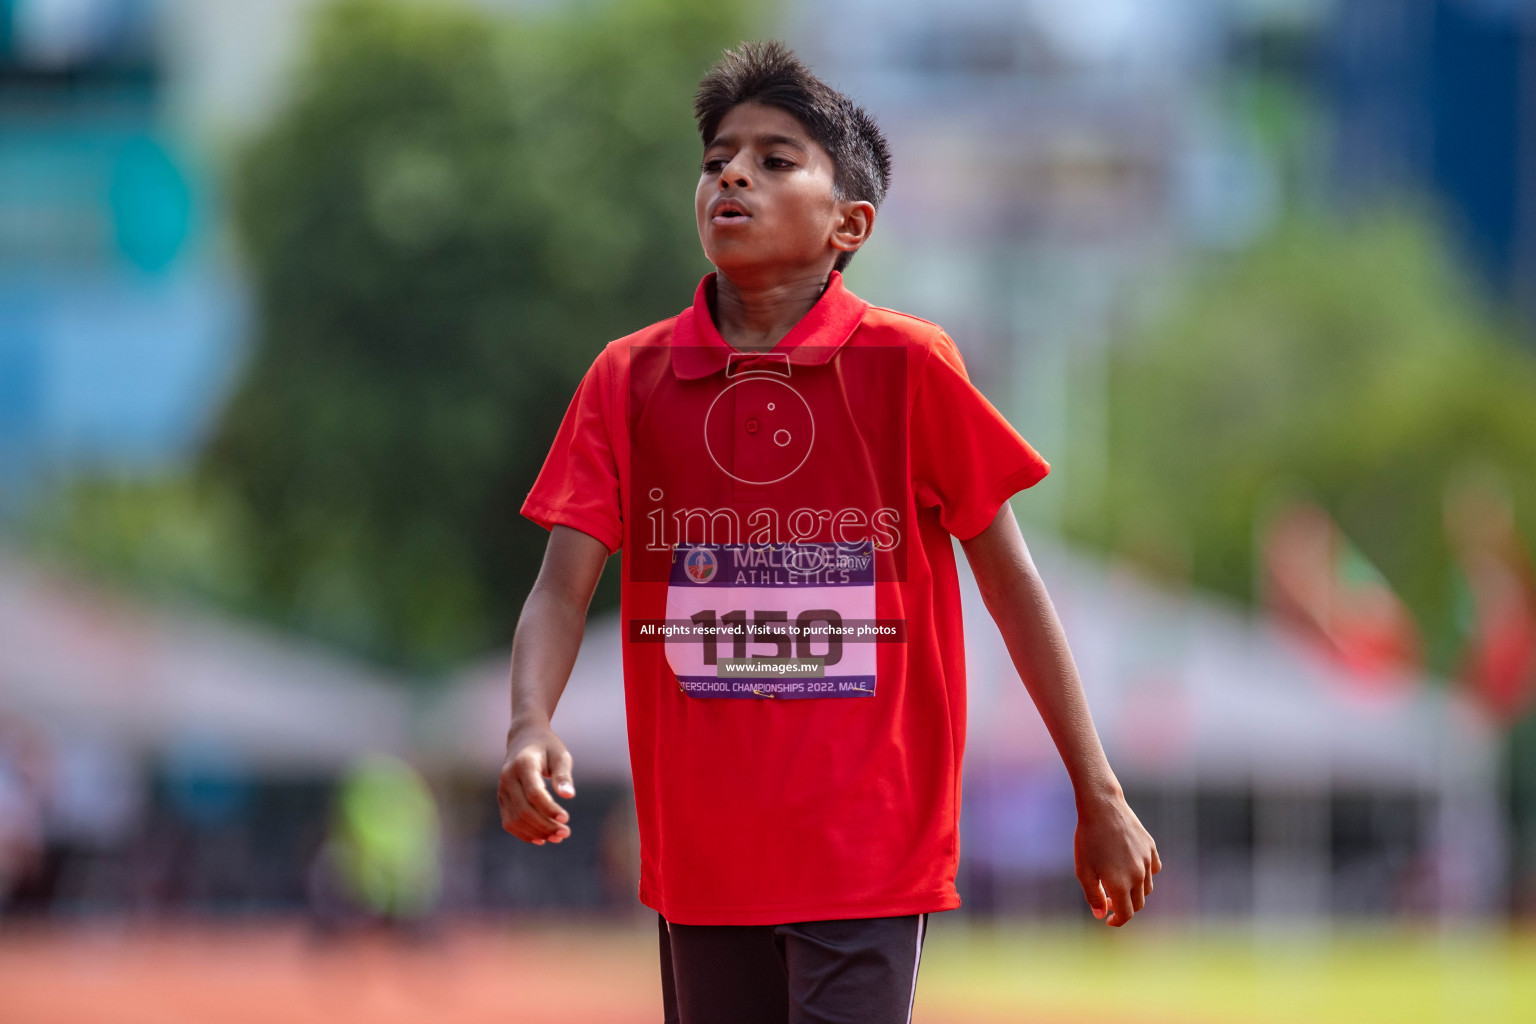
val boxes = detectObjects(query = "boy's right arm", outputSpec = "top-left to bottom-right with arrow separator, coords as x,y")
497,524 -> 610,846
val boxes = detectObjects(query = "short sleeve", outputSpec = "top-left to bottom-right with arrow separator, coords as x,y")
520,347 -> 623,554
911,332 -> 1050,540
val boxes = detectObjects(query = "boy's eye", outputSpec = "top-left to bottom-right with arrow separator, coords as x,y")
701,155 -> 795,173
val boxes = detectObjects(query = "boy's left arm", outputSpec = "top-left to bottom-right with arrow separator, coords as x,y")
960,501 -> 1162,927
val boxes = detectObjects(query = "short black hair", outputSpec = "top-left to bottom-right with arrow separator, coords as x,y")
694,40 -> 892,274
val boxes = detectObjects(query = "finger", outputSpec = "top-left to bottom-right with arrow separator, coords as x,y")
506,821 -> 546,845
497,773 -> 565,833
515,754 -> 569,823
1076,865 -> 1107,920
519,827 -> 564,846
1105,880 -> 1135,926
548,746 -> 577,800
496,776 -> 528,834
502,798 -> 567,844
499,808 -> 542,844
518,807 -> 571,842
513,794 -> 570,837
1150,844 -> 1162,875
1143,858 -> 1154,899
1130,876 -> 1146,913
501,776 -> 570,838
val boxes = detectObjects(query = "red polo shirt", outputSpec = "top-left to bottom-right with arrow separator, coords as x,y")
521,270 -> 1049,925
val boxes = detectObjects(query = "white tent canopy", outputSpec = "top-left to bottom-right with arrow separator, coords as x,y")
0,545 -> 414,774
967,538 -> 1498,794
421,614 -> 628,778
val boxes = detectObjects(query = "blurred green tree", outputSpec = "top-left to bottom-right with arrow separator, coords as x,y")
1064,208 -> 1536,680
24,0 -> 762,675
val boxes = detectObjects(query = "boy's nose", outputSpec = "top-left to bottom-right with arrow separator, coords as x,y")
719,158 -> 751,188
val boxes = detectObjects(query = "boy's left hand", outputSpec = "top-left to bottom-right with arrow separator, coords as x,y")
1073,790 -> 1160,927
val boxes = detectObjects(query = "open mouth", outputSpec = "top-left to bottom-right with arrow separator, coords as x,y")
711,201 -> 751,223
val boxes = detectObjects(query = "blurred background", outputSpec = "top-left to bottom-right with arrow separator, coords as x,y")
2,0 -> 1535,1020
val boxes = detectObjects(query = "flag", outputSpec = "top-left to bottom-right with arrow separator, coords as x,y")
1261,498 -> 1421,682
1445,476 -> 1536,724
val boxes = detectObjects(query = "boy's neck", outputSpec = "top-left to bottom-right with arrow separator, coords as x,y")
710,268 -> 832,353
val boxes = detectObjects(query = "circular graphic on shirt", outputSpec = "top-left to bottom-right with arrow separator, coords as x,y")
704,376 -> 815,485
682,546 -> 718,583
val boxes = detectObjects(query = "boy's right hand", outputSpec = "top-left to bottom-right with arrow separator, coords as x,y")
498,724 -> 576,846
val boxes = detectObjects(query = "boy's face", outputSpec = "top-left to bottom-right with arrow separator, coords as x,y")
696,102 -> 873,283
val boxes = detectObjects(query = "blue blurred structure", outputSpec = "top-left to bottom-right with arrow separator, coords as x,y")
1326,0 -> 1536,332
0,0 -> 249,515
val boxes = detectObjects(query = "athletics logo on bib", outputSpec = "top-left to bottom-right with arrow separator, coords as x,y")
664,540 -> 878,699
682,547 -> 718,584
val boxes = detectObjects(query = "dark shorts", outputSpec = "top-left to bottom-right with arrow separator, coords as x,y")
658,910 -> 930,1024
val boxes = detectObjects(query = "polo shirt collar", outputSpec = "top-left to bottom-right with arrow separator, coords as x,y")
670,270 -> 870,380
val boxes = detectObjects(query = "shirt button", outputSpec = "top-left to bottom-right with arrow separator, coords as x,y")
745,417 -> 760,434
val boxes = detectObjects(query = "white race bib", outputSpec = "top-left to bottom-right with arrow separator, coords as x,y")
663,541 -> 877,699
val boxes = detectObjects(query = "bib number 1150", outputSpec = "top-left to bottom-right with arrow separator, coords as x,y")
689,608 -> 843,665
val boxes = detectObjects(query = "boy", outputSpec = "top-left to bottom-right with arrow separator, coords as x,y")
498,40 -> 1159,1024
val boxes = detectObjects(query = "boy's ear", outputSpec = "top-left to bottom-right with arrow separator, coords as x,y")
830,200 -> 876,257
